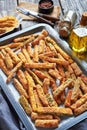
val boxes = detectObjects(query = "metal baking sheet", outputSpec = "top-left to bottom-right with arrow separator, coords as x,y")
0,23 -> 87,130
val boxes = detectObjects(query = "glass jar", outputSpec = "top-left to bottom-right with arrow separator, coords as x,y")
69,27 -> 87,54
68,12 -> 87,54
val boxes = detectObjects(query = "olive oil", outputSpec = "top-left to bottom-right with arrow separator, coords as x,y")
69,27 -> 87,54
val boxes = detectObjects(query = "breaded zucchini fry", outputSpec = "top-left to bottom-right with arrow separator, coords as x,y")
36,84 -> 49,107
46,93 -> 58,107
28,69 -> 42,86
71,62 -> 82,76
33,45 -> 39,62
78,77 -> 87,94
17,69 -> 28,90
74,101 -> 87,115
71,78 -> 81,103
25,71 -> 36,111
35,119 -> 59,128
71,93 -> 87,110
0,42 -> 22,50
32,29 -> 48,46
13,34 -> 36,42
0,59 -> 10,76
46,36 -> 70,60
19,95 -> 32,115
33,70 -> 48,80
5,47 -> 20,64
27,45 -> 33,58
36,107 -> 73,116
39,51 -> 56,57
34,90 -> 43,107
13,78 -> 29,99
38,39 -> 45,54
48,69 -> 62,80
21,48 -> 32,63
65,90 -> 72,107
53,78 -> 73,98
39,55 -> 68,66
6,61 -> 22,83
31,112 -> 53,120
17,52 -> 27,63
42,78 -> 50,94
24,62 -> 56,69
4,53 -> 13,70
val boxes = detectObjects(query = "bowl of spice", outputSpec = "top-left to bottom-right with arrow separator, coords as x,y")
38,0 -> 54,14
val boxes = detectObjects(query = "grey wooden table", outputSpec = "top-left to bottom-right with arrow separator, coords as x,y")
0,0 -> 87,29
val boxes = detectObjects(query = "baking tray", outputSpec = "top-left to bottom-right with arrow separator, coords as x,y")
0,23 -> 87,130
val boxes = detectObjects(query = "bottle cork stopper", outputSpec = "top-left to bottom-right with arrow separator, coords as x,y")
80,12 -> 87,26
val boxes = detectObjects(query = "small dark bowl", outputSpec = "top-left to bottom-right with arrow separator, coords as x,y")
38,0 -> 54,14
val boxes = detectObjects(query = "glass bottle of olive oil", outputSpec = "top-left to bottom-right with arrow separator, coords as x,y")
69,27 -> 87,54
69,12 -> 87,54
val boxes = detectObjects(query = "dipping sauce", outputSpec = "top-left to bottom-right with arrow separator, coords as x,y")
38,0 -> 54,14
39,0 -> 52,9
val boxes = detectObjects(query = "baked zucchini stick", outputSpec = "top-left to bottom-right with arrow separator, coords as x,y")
57,65 -> 65,78
74,101 -> 87,115
45,41 -> 57,54
65,90 -> 72,107
42,78 -> 50,94
71,78 -> 81,103
78,77 -> 87,94
38,39 -> 45,54
25,71 -> 36,111
36,84 -> 49,107
32,29 -> 48,46
71,93 -> 87,110
33,70 -> 48,80
45,46 -> 51,52
17,52 -> 27,63
71,62 -> 82,76
0,42 -> 22,50
15,37 -> 35,51
36,107 -> 73,116
46,36 -> 70,60
27,69 -> 42,86
13,34 -> 37,42
21,48 -> 32,63
17,69 -> 28,90
33,45 -> 39,62
6,61 -> 22,83
39,55 -> 68,66
1,49 -> 7,56
0,51 -> 4,59
48,69 -> 62,80
53,78 -> 73,98
34,90 -> 43,107
5,47 -> 20,64
24,62 -> 56,69
46,93 -> 58,107
31,112 -> 53,120
26,45 -> 33,58
13,78 -> 29,99
35,119 -> 59,128
4,53 -> 13,70
39,51 -> 56,57
81,74 -> 87,85
0,59 -> 10,76
19,95 -> 32,115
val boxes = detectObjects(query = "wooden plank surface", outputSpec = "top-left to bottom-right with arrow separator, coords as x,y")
0,0 -> 87,29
